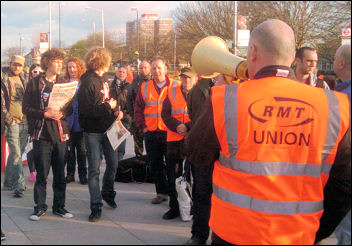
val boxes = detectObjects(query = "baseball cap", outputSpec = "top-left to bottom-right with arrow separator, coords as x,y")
180,67 -> 197,78
11,55 -> 25,66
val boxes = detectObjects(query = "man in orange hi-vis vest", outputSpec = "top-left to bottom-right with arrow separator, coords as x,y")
134,56 -> 171,205
161,67 -> 197,220
185,19 -> 350,245
125,64 -> 134,83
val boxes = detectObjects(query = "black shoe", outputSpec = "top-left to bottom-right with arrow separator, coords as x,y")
184,237 -> 206,245
79,177 -> 88,185
29,209 -> 46,221
102,191 -> 117,208
14,189 -> 24,198
162,209 -> 180,220
65,175 -> 75,183
1,230 -> 6,241
53,207 -> 73,218
88,210 -> 102,222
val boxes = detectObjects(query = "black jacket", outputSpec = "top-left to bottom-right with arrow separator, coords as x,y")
186,78 -> 214,129
1,66 -> 27,133
22,73 -> 72,140
110,77 -> 131,127
77,70 -> 117,133
127,73 -> 151,117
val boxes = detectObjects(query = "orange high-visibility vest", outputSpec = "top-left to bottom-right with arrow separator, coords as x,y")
166,80 -> 190,142
141,80 -> 170,131
126,72 -> 133,83
210,76 -> 350,245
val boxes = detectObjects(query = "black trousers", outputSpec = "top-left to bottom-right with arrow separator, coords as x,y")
144,131 -> 168,196
211,232 -> 236,245
66,131 -> 87,179
33,139 -> 68,211
26,149 -> 36,173
166,141 -> 185,211
190,163 -> 213,243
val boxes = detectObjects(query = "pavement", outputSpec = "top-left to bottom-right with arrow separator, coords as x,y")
1,135 -> 338,245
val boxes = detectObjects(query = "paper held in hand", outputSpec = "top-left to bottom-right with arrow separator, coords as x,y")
47,81 -> 78,110
106,120 -> 130,150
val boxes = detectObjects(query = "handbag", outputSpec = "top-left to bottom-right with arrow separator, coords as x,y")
175,161 -> 193,222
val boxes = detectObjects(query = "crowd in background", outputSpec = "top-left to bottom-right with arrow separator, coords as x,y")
1,18 -> 351,245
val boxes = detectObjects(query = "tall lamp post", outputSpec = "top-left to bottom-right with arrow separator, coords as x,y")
19,33 -> 23,56
85,6 -> 104,48
48,1 -> 52,49
131,7 -> 139,73
59,2 -> 65,49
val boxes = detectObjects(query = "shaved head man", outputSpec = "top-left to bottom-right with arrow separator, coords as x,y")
247,19 -> 296,79
186,19 -> 351,245
334,44 -> 351,83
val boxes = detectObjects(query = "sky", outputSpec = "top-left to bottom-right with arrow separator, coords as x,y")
1,1 -> 183,59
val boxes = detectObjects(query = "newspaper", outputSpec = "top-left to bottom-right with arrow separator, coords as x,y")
47,81 -> 78,110
106,120 -> 130,151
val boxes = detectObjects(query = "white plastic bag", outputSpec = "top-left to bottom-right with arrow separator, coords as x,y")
175,175 -> 193,222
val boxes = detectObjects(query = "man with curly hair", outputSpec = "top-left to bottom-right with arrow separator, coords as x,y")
77,47 -> 123,222
23,48 -> 74,221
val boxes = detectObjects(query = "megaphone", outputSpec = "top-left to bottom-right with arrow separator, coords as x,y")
191,36 -> 248,83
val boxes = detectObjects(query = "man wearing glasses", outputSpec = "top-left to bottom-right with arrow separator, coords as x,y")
1,55 -> 29,198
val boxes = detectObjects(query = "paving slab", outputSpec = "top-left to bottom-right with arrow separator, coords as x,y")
1,135 -> 339,245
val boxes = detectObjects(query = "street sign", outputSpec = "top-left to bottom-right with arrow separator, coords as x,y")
341,28 -> 351,37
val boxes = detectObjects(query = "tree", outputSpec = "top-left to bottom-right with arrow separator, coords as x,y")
172,1 -> 351,64
3,47 -> 21,64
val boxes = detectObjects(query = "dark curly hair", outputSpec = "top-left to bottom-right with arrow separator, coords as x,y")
64,57 -> 86,81
40,48 -> 65,71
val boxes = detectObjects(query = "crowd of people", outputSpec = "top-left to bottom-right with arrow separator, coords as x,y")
1,18 -> 351,245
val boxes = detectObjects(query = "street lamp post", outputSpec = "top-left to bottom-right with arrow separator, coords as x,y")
59,2 -> 65,49
19,33 -> 23,56
85,6 -> 104,48
131,7 -> 139,73
233,1 -> 238,56
49,1 -> 52,49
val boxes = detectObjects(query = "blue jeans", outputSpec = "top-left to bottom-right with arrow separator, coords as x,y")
335,209 -> 351,245
117,139 -> 126,161
3,123 -> 28,191
84,132 -> 118,211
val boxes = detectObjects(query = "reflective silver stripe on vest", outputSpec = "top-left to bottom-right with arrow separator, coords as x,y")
172,108 -> 187,115
219,154 -> 333,177
145,101 -> 158,106
224,84 -> 239,158
172,81 -> 177,102
144,81 -> 149,101
145,113 -> 159,118
213,183 -> 324,215
322,90 -> 341,164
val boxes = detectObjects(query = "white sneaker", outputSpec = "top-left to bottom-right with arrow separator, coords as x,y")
53,208 -> 73,218
29,210 -> 46,221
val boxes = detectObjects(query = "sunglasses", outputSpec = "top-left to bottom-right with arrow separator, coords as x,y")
32,70 -> 42,74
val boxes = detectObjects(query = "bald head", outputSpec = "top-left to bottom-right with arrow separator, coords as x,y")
139,60 -> 151,77
336,44 -> 351,69
334,44 -> 351,81
251,19 -> 295,63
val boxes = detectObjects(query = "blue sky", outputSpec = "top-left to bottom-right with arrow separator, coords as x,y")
1,1 -> 183,58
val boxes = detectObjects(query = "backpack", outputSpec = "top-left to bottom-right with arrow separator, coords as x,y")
115,155 -> 153,183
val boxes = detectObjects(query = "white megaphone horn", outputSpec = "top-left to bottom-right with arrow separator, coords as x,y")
191,36 -> 248,83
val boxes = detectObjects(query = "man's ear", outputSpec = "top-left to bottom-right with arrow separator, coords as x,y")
249,44 -> 257,62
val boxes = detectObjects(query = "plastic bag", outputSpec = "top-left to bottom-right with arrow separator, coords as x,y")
175,175 -> 193,222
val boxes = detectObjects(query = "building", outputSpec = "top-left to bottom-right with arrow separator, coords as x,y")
24,48 -> 41,68
126,13 -> 173,56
